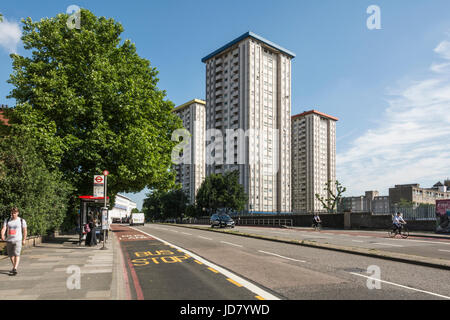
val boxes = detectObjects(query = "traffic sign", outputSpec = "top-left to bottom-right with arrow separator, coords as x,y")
94,175 -> 104,185
103,170 -> 109,176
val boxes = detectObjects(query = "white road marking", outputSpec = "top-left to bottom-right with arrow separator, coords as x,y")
198,236 -> 213,241
220,241 -> 243,248
357,235 -> 371,238
303,235 -> 332,239
352,240 -> 364,243
169,230 -> 179,233
438,249 -> 450,253
386,238 -> 450,246
373,242 -> 404,247
181,232 -> 192,236
130,227 -> 280,300
349,272 -> 450,300
258,250 -> 306,263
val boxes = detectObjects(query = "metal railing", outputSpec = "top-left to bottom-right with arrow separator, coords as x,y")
238,218 -> 293,227
372,206 -> 436,221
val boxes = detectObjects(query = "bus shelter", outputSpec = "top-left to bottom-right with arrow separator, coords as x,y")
78,196 -> 109,245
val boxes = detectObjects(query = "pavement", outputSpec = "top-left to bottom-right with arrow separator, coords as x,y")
0,231 -> 127,300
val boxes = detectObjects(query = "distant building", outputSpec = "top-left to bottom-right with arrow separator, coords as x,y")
172,99 -> 206,204
341,191 -> 390,214
108,194 -> 137,223
291,110 -> 337,213
389,183 -> 450,207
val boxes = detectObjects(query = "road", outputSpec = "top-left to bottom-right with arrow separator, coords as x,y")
214,225 -> 450,260
115,223 -> 450,300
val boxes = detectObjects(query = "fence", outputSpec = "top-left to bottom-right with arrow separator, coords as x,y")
372,206 -> 436,221
237,218 -> 293,227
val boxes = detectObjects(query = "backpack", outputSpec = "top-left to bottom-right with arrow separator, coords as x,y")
85,223 -> 91,233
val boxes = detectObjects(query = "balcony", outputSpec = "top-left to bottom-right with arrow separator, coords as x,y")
216,97 -> 223,103
216,66 -> 223,73
215,82 -> 223,89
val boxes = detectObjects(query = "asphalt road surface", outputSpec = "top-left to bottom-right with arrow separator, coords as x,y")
218,225 -> 450,260
112,224 -> 275,300
124,223 -> 450,300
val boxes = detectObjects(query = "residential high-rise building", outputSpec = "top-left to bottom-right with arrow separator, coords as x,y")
291,110 -> 338,212
172,99 -> 206,204
202,32 -> 294,213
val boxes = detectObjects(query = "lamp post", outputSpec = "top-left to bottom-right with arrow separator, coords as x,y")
101,170 -> 109,250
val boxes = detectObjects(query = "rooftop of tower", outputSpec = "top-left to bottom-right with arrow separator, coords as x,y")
292,110 -> 339,122
201,31 -> 296,63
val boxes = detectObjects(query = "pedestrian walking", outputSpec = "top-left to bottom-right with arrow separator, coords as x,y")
1,207 -> 27,276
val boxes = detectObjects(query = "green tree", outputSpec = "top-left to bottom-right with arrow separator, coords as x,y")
143,188 -> 188,221
142,189 -> 165,221
396,198 -> 414,208
161,189 -> 188,219
0,134 -> 73,236
315,180 -> 346,213
196,170 -> 248,215
131,208 -> 140,214
0,13 -> 3,23
7,9 -> 182,205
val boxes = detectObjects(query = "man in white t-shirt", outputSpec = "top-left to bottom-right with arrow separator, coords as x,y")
1,207 -> 27,275
392,212 -> 406,234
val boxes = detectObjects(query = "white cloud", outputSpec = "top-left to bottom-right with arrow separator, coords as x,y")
0,17 -> 22,54
337,40 -> 450,196
434,40 -> 450,60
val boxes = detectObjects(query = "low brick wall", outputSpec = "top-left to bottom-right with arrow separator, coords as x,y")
0,236 -> 43,255
348,212 -> 437,231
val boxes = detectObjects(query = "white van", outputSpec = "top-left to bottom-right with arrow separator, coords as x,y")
130,212 -> 145,226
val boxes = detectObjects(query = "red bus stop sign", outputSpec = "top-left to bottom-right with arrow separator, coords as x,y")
103,170 -> 109,176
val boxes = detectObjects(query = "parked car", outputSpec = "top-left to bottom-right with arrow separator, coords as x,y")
210,214 -> 235,228
112,218 -> 121,224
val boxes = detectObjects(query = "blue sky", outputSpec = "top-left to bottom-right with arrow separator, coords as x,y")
1,1 -> 450,209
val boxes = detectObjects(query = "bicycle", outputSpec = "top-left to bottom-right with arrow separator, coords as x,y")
388,224 -> 409,239
312,222 -> 322,231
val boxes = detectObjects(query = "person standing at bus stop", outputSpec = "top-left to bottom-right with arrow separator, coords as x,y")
1,207 -> 27,275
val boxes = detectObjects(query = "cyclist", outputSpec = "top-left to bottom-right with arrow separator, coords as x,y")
392,212 -> 406,234
312,214 -> 321,229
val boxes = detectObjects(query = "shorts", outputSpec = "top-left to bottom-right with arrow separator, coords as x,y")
6,241 -> 22,257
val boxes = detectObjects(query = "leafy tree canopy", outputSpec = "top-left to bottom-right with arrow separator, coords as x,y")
0,134 -> 73,236
315,180 -> 346,213
196,170 -> 248,215
7,9 -> 182,202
